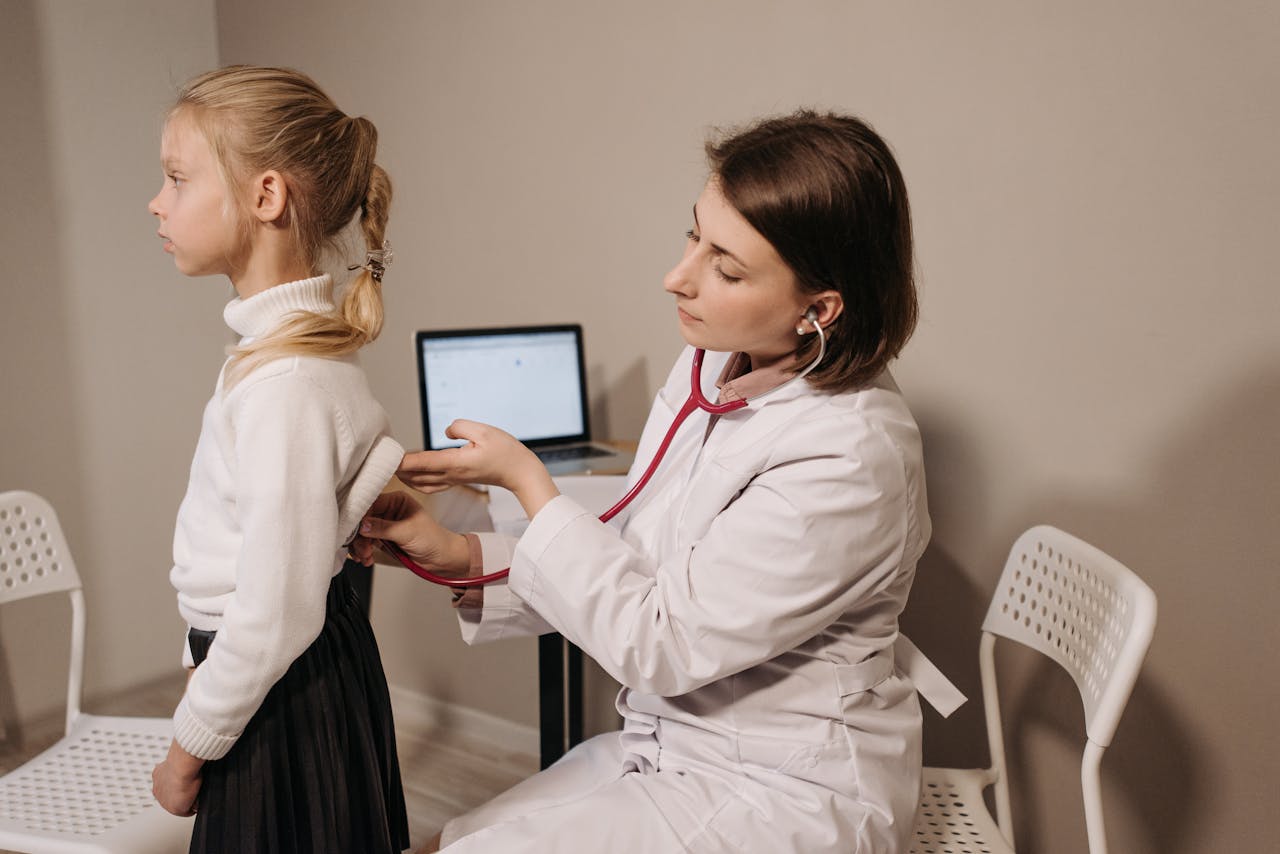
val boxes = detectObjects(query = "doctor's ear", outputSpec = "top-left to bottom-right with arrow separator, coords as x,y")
797,292 -> 843,334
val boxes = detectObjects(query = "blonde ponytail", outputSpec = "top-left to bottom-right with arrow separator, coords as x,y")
339,161 -> 392,347
169,66 -> 393,387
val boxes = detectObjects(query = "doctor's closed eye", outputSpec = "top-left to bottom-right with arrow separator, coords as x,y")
685,229 -> 743,282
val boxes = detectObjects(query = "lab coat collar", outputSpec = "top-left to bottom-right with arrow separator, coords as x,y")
714,351 -> 806,405
659,348 -> 817,420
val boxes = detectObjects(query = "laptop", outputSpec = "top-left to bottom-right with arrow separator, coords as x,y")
414,324 -> 635,476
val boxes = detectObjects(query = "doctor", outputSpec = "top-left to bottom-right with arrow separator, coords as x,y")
357,110 -> 946,853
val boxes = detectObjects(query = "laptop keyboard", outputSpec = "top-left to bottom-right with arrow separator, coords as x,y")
535,445 -> 614,462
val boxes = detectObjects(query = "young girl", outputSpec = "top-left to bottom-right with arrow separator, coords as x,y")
358,111 -> 952,853
148,65 -> 410,853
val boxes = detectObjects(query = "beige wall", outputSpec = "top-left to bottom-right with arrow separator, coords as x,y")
2,1 -> 1275,851
0,1 -> 223,722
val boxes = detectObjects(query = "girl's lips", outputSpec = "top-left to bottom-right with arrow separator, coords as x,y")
677,306 -> 700,323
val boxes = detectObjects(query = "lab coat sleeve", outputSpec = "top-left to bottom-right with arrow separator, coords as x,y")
507,413 -> 913,697
457,531 -> 556,644
173,369 -> 345,759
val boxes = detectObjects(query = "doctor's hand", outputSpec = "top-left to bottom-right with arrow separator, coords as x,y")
352,491 -> 471,578
399,419 -> 560,518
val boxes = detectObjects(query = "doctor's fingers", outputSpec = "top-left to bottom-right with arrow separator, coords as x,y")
349,533 -> 377,565
398,448 -> 470,478
363,490 -> 425,522
446,419 -> 527,455
397,471 -> 464,493
443,418 -> 498,442
359,509 -> 428,546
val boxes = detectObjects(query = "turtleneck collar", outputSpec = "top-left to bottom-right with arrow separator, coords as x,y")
223,275 -> 334,340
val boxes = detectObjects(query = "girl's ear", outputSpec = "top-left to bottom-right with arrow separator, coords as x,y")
250,170 -> 289,223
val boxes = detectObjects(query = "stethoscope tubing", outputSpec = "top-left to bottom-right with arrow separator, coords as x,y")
384,321 -> 824,588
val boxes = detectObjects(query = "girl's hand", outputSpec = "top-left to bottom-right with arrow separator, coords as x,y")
353,491 -> 471,578
152,740 -> 203,816
398,420 -> 559,518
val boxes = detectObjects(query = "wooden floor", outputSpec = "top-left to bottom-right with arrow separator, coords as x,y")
0,671 -> 538,853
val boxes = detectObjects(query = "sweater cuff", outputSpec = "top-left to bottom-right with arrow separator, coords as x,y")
173,695 -> 240,760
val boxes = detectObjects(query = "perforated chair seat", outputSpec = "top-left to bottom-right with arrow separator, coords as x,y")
0,713 -> 193,853
0,490 -> 194,853
909,767 -> 1014,854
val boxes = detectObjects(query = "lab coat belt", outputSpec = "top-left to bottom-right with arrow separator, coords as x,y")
893,634 -> 967,718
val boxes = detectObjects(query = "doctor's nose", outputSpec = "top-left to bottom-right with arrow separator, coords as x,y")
663,254 -> 696,298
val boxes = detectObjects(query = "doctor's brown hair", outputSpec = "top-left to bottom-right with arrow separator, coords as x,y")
706,110 -> 917,392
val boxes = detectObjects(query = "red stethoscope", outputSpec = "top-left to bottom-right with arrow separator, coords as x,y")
383,311 -> 824,588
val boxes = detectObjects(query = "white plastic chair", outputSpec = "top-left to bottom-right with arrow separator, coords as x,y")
908,525 -> 1157,854
0,490 -> 193,853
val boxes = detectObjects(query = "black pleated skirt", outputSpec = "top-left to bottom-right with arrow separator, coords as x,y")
186,566 -> 410,853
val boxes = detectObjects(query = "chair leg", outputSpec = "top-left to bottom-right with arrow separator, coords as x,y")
1081,740 -> 1109,854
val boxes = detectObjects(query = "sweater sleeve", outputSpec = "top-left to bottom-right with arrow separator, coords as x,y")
173,368 -> 347,759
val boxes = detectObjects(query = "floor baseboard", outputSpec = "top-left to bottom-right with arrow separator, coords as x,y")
387,683 -> 539,759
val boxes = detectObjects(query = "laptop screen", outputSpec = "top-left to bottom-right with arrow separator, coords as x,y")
415,325 -> 591,450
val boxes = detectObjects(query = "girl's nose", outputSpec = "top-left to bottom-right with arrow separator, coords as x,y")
147,190 -> 163,217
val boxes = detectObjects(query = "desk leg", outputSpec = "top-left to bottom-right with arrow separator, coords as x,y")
567,641 -> 584,748
538,633 -> 566,770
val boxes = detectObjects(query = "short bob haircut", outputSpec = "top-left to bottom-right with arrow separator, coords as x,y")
705,110 -> 917,392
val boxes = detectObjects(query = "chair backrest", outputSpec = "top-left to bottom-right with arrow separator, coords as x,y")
0,489 -> 87,733
1,490 -> 84,603
982,524 -> 1157,747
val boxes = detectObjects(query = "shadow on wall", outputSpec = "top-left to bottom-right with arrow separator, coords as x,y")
901,407 -> 999,771
0,0 -> 85,742
900,544 -> 991,767
589,355 -> 652,443
905,361 -> 1280,853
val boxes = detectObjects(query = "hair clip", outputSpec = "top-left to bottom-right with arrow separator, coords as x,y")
348,239 -> 394,282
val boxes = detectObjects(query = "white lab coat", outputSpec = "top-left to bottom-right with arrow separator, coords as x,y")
443,347 -> 934,853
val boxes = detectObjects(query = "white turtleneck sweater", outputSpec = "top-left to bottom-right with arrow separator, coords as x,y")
170,275 -> 403,760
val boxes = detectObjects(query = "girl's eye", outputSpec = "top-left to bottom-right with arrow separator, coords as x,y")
685,229 -> 698,242
169,174 -> 183,188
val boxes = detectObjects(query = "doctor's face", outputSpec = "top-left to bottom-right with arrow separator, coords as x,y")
663,181 -> 811,368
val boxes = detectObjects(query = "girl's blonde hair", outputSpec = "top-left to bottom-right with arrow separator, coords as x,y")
172,65 -> 391,384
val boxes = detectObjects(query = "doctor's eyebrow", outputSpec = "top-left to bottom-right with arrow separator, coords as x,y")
692,203 -> 750,270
